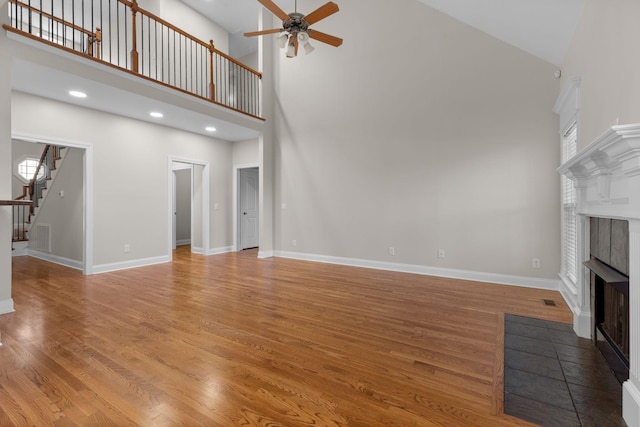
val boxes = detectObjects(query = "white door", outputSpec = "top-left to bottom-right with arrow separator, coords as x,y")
240,168 -> 259,249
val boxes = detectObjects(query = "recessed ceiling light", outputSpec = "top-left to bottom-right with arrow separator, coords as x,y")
69,90 -> 87,98
150,112 -> 163,118
205,126 -> 217,132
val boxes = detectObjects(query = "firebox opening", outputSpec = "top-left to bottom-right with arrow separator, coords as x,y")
587,218 -> 630,384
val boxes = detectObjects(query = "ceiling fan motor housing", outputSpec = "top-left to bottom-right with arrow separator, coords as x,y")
283,12 -> 309,35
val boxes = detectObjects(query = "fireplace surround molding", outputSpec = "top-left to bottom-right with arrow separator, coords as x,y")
559,123 -> 640,426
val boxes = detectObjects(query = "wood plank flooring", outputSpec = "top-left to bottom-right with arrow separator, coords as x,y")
1,247 -> 573,426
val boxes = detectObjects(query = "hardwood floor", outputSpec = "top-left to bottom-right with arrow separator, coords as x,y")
1,247 -> 573,426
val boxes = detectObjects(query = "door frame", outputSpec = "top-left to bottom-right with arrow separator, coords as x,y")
12,132 -> 93,275
167,157 -> 209,258
233,163 -> 259,251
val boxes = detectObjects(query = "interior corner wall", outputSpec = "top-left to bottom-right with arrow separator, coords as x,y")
272,0 -> 561,279
560,0 -> 640,149
11,92 -> 233,269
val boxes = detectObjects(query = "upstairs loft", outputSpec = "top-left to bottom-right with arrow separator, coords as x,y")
2,0 -> 265,140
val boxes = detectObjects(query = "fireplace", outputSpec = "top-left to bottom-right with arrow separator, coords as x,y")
558,124 -> 640,426
586,218 -> 630,383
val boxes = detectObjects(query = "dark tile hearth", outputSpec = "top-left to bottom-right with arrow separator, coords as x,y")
504,314 -> 626,427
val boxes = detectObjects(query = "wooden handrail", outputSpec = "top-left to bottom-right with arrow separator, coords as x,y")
116,0 -> 262,79
0,200 -> 31,206
8,0 -> 96,37
120,0 -> 209,49
31,144 -> 50,187
5,0 -> 263,118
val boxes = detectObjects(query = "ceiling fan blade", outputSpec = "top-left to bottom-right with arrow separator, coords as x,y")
257,0 -> 290,21
294,36 -> 299,56
304,2 -> 339,25
308,30 -> 343,47
244,28 -> 283,37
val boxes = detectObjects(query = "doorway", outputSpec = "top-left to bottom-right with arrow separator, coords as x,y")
11,133 -> 93,274
172,163 -> 192,250
168,158 -> 209,257
236,166 -> 259,250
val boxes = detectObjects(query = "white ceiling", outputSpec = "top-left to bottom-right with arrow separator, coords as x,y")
181,0 -> 585,66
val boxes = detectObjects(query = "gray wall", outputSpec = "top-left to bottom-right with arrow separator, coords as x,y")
561,0 -> 640,149
31,147 -> 84,263
272,0 -> 561,279
11,92 -> 232,269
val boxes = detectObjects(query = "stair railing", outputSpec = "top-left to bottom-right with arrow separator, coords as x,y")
1,200 -> 31,244
5,0 -> 263,119
7,145 -> 62,244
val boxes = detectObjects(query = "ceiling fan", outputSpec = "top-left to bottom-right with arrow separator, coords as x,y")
244,0 -> 343,58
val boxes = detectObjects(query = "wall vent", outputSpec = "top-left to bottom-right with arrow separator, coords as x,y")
31,223 -> 51,253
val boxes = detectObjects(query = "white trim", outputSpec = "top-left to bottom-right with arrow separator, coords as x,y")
0,298 -> 15,315
624,380 -> 640,427
233,163 -> 259,252
559,125 -> 640,425
176,239 -> 191,246
553,76 -> 581,135
12,132 -> 94,275
207,246 -> 233,256
28,249 -> 83,271
191,246 -> 205,255
92,255 -> 171,274
274,250 -> 560,290
11,241 -> 28,257
258,250 -> 274,259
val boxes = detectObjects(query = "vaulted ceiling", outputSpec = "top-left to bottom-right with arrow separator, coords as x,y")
180,0 -> 585,66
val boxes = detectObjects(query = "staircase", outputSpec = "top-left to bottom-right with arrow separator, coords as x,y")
11,144 -> 66,251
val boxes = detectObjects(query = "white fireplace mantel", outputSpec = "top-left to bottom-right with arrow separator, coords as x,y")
559,123 -> 640,426
559,124 -> 640,221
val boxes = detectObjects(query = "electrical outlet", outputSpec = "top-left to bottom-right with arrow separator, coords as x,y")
124,244 -> 130,253
532,258 -> 541,269
389,247 -> 395,256
438,249 -> 445,259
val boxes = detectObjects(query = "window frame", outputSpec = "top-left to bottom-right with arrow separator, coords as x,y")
560,122 -> 578,284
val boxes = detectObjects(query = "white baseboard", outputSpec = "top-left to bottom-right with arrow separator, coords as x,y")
176,239 -> 192,246
0,298 -> 15,315
11,241 -> 29,257
92,255 -> 171,274
624,379 -> 640,427
258,250 -> 274,259
207,246 -> 233,256
557,274 -> 592,338
191,246 -> 205,255
29,250 -> 83,271
273,250 -> 561,291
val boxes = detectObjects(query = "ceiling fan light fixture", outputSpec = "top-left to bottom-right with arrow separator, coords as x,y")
303,41 -> 315,54
277,33 -> 288,49
297,31 -> 314,55
245,1 -> 343,56
286,40 -> 296,58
